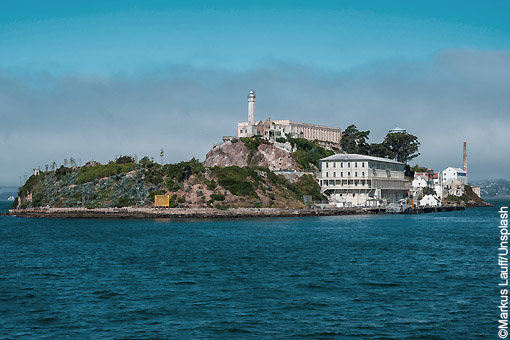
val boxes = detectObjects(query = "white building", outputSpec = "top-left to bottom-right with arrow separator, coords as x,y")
419,194 -> 440,207
442,167 -> 467,185
443,178 -> 465,197
237,90 -> 341,147
238,90 -> 258,138
317,154 -> 410,207
389,127 -> 407,134
273,120 -> 341,144
411,175 -> 427,189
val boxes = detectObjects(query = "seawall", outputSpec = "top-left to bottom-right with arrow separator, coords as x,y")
4,206 -> 465,219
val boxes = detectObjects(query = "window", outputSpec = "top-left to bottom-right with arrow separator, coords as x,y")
341,162 -> 343,168
333,162 -> 336,168
355,172 -> 357,177
341,172 -> 343,177
347,162 -> 350,167
326,163 -> 329,168
333,172 -> 336,177
348,172 -> 350,176
355,162 -> 358,167
326,172 -> 328,177
362,162 -> 365,167
362,172 -> 365,177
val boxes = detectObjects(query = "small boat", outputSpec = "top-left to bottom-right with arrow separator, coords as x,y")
7,196 -> 15,201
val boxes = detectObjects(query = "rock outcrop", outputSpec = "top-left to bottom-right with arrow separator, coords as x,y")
204,139 -> 301,171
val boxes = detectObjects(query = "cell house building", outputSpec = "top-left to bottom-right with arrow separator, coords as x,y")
317,154 -> 410,207
237,90 -> 342,148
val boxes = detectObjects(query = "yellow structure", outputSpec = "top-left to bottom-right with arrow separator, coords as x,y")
154,194 -> 170,207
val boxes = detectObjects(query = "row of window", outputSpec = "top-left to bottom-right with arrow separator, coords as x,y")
319,179 -> 371,186
324,161 -> 365,169
324,171 -> 365,178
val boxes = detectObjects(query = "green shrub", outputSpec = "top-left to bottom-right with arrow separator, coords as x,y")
276,137 -> 287,143
288,138 -> 334,170
215,203 -> 229,210
115,197 -> 133,208
177,196 -> 186,203
163,158 -> 204,182
206,180 -> 217,190
139,156 -> 157,168
240,137 -> 262,151
145,167 -> 163,185
169,194 -> 178,208
165,178 -> 181,191
55,166 -> 73,180
77,163 -> 135,184
149,189 -> 166,202
210,193 -> 225,201
115,155 -> 135,164
211,166 -> 259,197
295,174 -> 326,201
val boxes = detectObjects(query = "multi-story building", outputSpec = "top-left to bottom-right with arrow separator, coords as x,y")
317,154 -> 410,207
237,90 -> 341,148
442,167 -> 467,185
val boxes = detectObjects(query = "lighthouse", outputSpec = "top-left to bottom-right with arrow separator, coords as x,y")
248,90 -> 256,126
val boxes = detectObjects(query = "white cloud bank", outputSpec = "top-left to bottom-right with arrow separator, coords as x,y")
0,49 -> 509,186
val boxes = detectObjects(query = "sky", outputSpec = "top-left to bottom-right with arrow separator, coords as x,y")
0,1 -> 509,187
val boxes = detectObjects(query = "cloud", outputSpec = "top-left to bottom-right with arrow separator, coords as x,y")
0,49 -> 509,186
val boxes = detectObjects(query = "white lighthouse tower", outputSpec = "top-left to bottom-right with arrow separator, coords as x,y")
236,90 -> 258,137
248,90 -> 256,128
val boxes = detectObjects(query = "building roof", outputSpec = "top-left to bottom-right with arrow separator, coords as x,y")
320,153 -> 404,165
272,119 -> 341,131
444,166 -> 466,173
389,127 -> 406,133
415,172 -> 439,179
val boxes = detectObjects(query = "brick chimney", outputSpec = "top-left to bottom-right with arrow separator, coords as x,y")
463,141 -> 467,183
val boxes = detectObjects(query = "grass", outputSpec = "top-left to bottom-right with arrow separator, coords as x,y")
77,163 -> 135,184
211,166 -> 260,198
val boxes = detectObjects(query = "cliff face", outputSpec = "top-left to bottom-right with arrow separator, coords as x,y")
204,140 -> 301,171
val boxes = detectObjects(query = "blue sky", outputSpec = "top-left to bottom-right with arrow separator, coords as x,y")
1,1 -> 509,73
0,1 -> 509,187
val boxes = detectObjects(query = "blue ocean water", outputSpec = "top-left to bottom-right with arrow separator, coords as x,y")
0,199 -> 507,338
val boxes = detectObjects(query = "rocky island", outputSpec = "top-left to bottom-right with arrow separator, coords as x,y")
8,137 -> 342,218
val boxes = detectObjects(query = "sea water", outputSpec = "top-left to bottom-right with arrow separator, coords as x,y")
0,199 -> 507,338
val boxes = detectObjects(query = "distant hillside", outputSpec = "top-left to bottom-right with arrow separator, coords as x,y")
473,179 -> 510,197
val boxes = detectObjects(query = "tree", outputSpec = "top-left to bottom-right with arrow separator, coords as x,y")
340,125 -> 370,154
115,155 -> 135,164
160,149 -> 164,165
411,164 -> 428,173
382,132 -> 420,163
368,143 -> 390,158
139,156 -> 156,168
